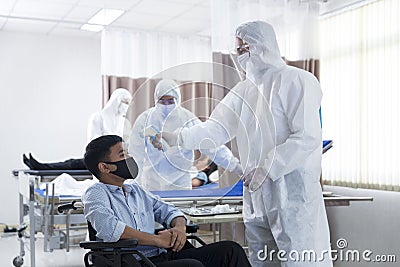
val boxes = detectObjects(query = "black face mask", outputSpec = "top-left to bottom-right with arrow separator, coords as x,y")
104,157 -> 138,180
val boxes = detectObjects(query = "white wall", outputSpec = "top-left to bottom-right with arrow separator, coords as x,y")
325,186 -> 400,266
0,31 -> 101,224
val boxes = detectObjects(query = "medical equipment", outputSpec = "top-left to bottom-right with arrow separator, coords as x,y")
144,125 -> 170,151
12,169 -> 92,267
181,205 -> 240,217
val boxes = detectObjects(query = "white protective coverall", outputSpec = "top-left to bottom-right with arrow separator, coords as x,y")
87,88 -> 132,143
128,79 -> 241,191
176,22 -> 332,266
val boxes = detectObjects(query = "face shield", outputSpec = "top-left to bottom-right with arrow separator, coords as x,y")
235,21 -> 285,73
153,79 -> 180,117
103,88 -> 132,116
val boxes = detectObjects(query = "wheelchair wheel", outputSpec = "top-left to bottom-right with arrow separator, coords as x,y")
13,256 -> 24,267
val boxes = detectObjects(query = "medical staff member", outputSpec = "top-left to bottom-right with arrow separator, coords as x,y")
128,79 -> 242,191
87,88 -> 132,143
159,21 -> 332,266
23,88 -> 132,170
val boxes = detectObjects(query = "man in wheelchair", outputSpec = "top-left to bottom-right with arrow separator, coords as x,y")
82,135 -> 251,267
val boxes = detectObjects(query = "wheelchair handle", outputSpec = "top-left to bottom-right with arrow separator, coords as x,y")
57,201 -> 83,213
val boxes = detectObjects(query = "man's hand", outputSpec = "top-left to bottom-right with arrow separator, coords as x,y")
169,216 -> 187,252
168,226 -> 186,252
154,230 -> 173,248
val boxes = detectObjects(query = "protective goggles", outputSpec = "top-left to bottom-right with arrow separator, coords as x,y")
236,44 -> 250,55
158,98 -> 175,105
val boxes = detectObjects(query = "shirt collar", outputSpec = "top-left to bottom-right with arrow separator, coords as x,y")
104,183 -> 125,193
122,183 -> 134,193
104,182 -> 136,194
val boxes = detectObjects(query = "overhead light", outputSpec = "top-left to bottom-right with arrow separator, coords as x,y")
88,8 -> 125,26
80,24 -> 104,32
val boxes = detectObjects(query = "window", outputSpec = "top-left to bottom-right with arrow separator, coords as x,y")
320,0 -> 400,191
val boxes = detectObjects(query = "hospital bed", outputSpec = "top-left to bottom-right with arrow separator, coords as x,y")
12,169 -> 92,267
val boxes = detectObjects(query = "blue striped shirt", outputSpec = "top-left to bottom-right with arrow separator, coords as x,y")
82,181 -> 185,258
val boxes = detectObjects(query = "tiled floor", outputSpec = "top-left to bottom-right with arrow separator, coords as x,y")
0,233 -> 85,267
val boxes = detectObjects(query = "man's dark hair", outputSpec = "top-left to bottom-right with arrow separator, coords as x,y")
84,135 -> 123,178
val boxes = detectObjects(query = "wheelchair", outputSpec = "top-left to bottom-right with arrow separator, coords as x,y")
58,201 -> 206,267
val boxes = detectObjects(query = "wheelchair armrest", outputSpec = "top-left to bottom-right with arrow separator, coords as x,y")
155,223 -> 199,235
57,201 -> 83,213
80,239 -> 138,250
186,223 -> 199,234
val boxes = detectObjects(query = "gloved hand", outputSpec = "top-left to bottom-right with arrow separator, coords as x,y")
149,136 -> 163,151
242,167 -> 268,190
162,131 -> 179,146
152,131 -> 179,151
242,168 -> 255,187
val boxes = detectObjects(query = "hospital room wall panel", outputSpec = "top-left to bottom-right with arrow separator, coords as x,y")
325,185 -> 400,266
0,31 -> 101,224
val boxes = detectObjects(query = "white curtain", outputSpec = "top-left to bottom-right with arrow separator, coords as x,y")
210,0 -> 320,60
101,29 -> 212,79
320,0 -> 400,191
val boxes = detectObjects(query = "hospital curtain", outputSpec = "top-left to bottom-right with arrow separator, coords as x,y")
101,29 -> 211,79
320,0 -> 400,191
284,58 -> 320,80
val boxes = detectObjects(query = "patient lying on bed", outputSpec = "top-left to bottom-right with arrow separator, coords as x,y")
82,135 -> 251,267
23,153 -> 86,170
191,152 -> 218,188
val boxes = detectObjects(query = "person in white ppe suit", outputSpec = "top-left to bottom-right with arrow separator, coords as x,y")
128,79 -> 242,191
158,21 -> 332,266
87,88 -> 132,143
23,88 -> 132,170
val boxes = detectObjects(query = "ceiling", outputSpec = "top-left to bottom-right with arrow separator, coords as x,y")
0,0 -> 365,39
0,0 -> 211,38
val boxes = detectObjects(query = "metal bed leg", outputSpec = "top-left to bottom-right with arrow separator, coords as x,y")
44,183 -> 49,252
212,223 -> 216,242
65,210 -> 71,252
19,193 -> 25,257
29,178 -> 36,267
233,222 -> 236,241
48,183 -> 56,252
218,223 -> 222,241
13,193 -> 26,267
